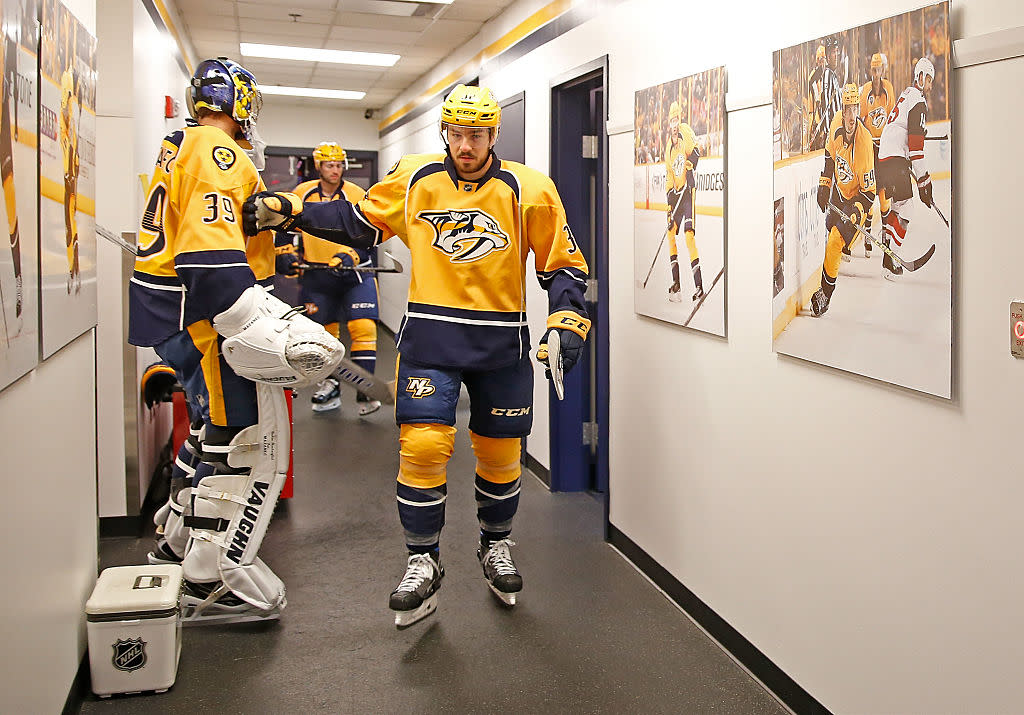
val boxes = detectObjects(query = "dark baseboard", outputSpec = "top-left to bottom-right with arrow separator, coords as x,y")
607,523 -> 831,715
61,654 -> 90,714
99,515 -> 143,538
524,450 -> 550,487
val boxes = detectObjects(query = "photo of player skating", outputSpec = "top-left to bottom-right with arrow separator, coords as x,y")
0,0 -> 38,390
38,0 -> 97,358
634,67 -> 725,335
772,2 -> 951,398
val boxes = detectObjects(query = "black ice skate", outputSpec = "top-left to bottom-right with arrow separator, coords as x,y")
478,538 -> 522,606
389,553 -> 444,628
311,376 -> 341,412
692,286 -> 705,303
668,281 -> 682,303
146,538 -> 183,565
357,394 -> 382,416
180,580 -> 285,626
841,245 -> 852,262
810,288 -> 830,317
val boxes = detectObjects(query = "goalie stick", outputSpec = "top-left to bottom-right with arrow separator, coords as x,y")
331,355 -> 395,405
641,188 -> 689,289
827,203 -> 935,272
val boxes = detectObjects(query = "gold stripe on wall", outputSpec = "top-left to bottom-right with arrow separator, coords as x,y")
40,176 -> 96,217
378,0 -> 575,132
150,0 -> 193,74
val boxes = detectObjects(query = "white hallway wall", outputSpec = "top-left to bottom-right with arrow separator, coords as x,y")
376,0 -> 1024,712
0,1 -> 98,710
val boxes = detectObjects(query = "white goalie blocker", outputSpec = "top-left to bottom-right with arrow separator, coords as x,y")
180,286 -> 345,613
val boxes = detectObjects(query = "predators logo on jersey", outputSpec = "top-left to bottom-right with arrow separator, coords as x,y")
865,106 -> 888,132
418,208 -> 510,263
834,155 -> 854,184
212,146 -> 236,170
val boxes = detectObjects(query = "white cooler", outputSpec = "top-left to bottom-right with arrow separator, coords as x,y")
85,564 -> 183,697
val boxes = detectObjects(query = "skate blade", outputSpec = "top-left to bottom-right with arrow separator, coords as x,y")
311,398 -> 341,413
358,400 -> 382,416
486,582 -> 517,607
181,604 -> 283,627
393,594 -> 437,628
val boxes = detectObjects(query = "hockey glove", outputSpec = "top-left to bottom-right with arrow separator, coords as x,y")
817,176 -> 831,213
275,250 -> 301,277
535,311 -> 591,377
242,191 -> 302,236
327,246 -> 361,274
917,173 -> 933,208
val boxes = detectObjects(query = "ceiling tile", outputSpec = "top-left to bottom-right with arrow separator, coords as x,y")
237,18 -> 332,40
331,13 -> 432,31
236,4 -> 336,24
240,0 -> 339,7
325,27 -> 422,46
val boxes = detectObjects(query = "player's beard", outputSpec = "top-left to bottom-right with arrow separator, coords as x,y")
455,148 -> 489,176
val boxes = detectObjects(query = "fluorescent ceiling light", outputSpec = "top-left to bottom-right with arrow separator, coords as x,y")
261,85 -> 366,100
241,42 -> 399,67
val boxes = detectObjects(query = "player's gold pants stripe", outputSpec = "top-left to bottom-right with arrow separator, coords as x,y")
348,318 -> 376,352
685,229 -> 699,263
325,321 -> 340,339
397,423 -> 455,489
187,322 -> 227,426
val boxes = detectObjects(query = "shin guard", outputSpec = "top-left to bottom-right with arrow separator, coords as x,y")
183,384 -> 289,610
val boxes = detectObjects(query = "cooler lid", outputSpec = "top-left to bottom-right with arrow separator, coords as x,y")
86,564 -> 184,615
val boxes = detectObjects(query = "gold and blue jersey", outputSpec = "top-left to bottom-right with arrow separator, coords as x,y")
300,152 -> 589,369
129,124 -> 274,346
288,178 -> 369,265
823,112 -> 876,203
665,123 -> 699,192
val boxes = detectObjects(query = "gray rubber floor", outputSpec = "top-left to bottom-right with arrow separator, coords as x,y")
82,337 -> 787,714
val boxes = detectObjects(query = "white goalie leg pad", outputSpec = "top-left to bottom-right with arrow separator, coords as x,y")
214,285 -> 345,387
183,384 -> 290,610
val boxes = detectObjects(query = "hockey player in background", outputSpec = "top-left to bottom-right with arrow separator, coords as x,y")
805,44 -> 826,151
130,58 -> 343,624
2,4 -> 21,325
858,52 -> 895,255
59,67 -> 80,294
243,84 -> 591,628
811,83 -> 876,317
276,141 -> 381,415
877,57 -> 935,281
664,100 -> 703,303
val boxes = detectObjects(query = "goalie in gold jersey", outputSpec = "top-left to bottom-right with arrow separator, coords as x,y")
128,58 -> 343,625
812,83 -> 876,317
245,84 -> 591,627
664,100 -> 703,303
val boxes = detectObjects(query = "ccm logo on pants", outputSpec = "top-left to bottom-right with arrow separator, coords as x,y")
491,407 -> 531,416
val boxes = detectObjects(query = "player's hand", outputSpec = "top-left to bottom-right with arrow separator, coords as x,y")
275,251 -> 301,277
848,200 -> 867,227
327,247 -> 360,275
242,191 -> 302,236
817,178 -> 830,213
535,328 -> 586,379
917,173 -> 933,208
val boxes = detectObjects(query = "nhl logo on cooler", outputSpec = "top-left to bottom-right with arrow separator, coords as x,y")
111,638 -> 147,673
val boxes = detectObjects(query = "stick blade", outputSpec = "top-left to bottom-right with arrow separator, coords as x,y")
548,330 -> 565,401
904,243 -> 936,272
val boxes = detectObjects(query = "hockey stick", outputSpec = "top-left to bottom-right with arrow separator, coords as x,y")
641,189 -> 688,289
682,266 -> 724,328
909,170 -> 951,229
547,329 -> 564,401
827,203 -> 935,272
332,356 -> 394,405
924,134 -> 949,141
96,224 -> 138,255
298,250 -> 404,275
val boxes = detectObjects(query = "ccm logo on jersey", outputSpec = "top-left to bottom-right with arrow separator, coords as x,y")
212,146 -> 236,170
419,209 -> 510,263
406,377 -> 436,398
491,407 -> 531,416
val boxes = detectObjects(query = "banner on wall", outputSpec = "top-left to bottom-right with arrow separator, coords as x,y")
772,1 -> 952,398
633,66 -> 726,336
0,0 -> 39,390
39,0 -> 97,359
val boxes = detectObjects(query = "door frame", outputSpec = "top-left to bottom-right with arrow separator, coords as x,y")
548,56 -> 610,526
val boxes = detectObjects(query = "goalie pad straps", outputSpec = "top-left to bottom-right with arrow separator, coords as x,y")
183,384 -> 290,610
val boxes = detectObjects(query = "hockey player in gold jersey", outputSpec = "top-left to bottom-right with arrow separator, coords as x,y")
812,83 -> 876,317
664,100 -> 703,303
244,84 -> 590,627
277,141 -> 381,415
59,67 -> 80,294
2,7 -> 22,323
129,58 -> 343,625
858,52 -> 895,253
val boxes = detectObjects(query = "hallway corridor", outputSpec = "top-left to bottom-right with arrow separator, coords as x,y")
81,338 -> 787,714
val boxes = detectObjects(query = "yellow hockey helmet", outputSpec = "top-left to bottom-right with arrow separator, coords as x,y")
668,101 -> 682,124
870,53 -> 885,71
313,141 -> 347,169
841,83 -> 860,106
440,84 -> 501,129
